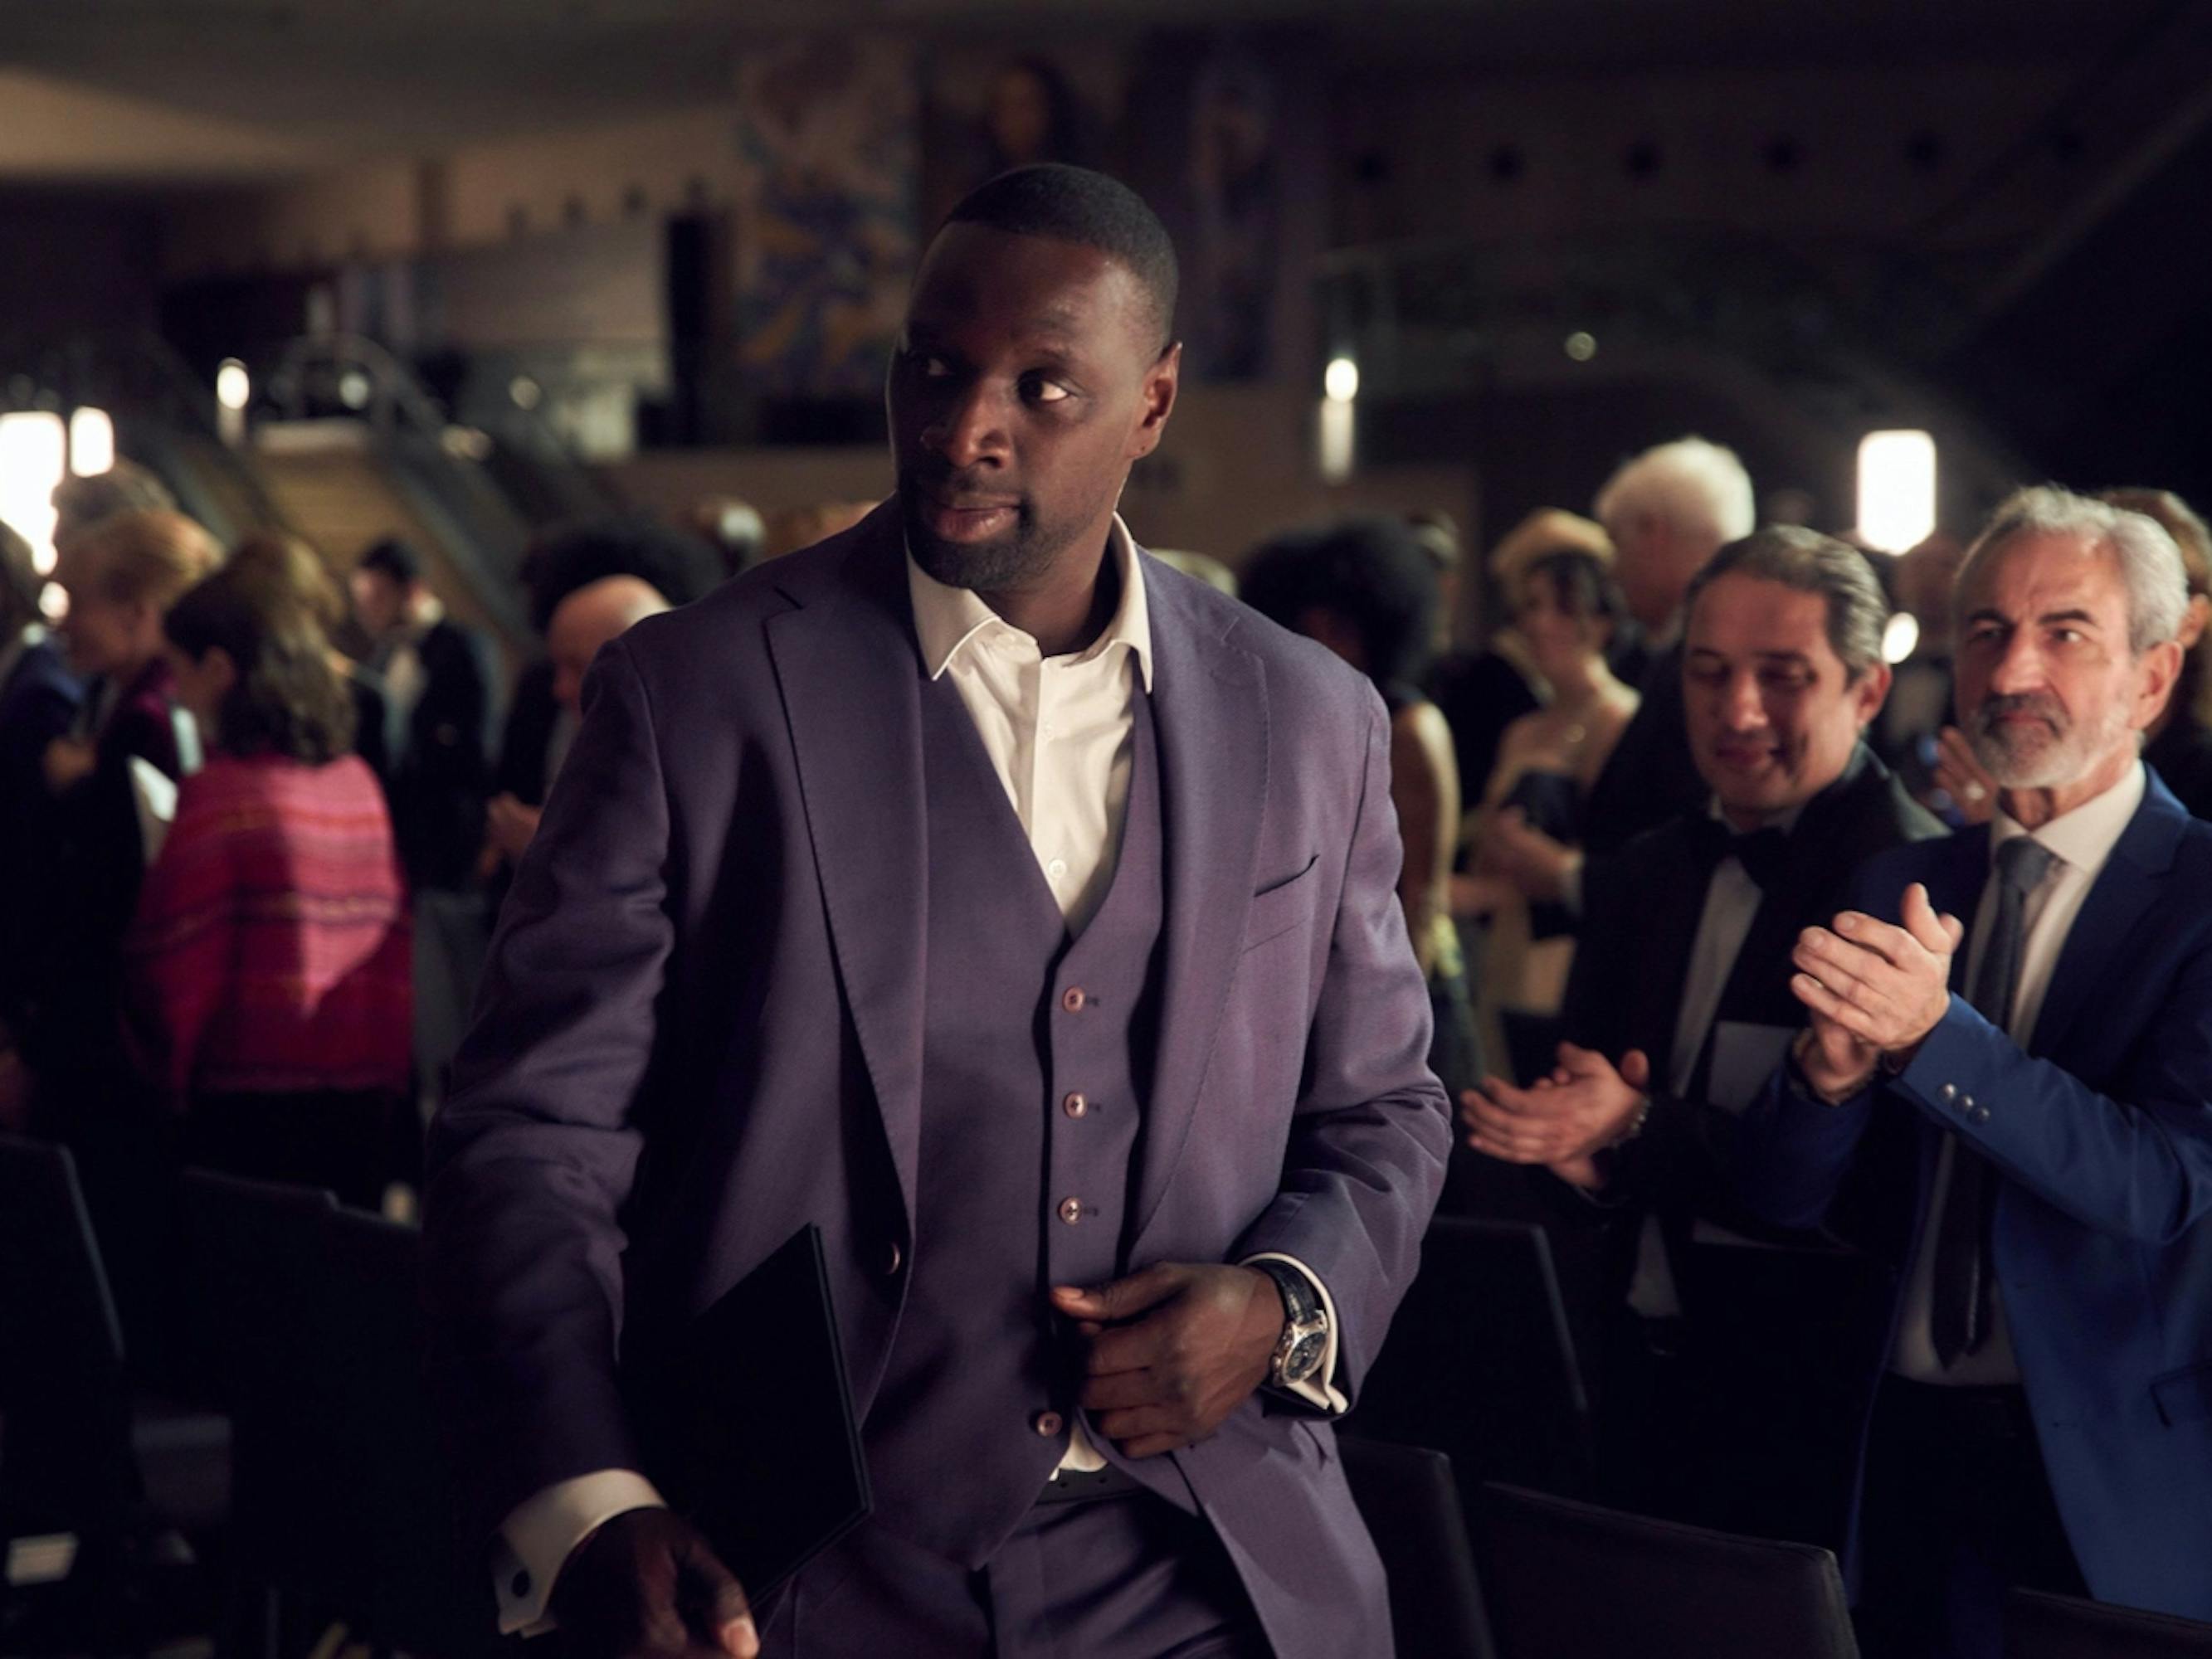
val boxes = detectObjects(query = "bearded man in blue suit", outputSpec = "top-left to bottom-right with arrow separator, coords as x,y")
1742,485 -> 2212,1657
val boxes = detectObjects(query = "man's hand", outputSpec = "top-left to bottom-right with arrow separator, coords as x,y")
1482,807 -> 1576,906
1933,727 -> 1997,825
485,791 -> 544,865
41,735 -> 95,795
1790,883 -> 1965,1066
548,1507 -> 756,1659
1051,1263 -> 1284,1459
1459,1043 -> 1649,1185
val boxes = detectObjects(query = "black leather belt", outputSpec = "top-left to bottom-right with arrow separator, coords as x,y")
1037,1460 -> 1143,1505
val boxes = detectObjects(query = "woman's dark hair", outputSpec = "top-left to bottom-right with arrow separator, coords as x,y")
1519,548 -> 1627,631
164,563 -> 355,763
1240,516 -> 1442,694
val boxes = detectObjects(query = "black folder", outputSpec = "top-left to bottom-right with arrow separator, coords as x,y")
637,1224 -> 872,1598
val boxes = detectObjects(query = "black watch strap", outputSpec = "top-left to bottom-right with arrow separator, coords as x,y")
1252,1258 -> 1321,1326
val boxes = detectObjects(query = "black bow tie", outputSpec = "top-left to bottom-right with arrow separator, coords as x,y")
1689,819 -> 1791,892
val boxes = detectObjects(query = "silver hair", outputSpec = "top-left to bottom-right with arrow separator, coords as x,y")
1592,435 -> 1756,549
1957,484 -> 2189,654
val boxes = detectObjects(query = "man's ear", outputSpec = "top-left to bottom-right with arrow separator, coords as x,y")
1852,659 -> 1894,727
1128,342 -> 1181,461
2134,637 -> 2185,730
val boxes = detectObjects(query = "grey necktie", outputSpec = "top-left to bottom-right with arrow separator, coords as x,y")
1931,834 -> 2058,1366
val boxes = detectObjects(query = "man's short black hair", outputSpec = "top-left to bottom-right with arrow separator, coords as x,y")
1240,517 -> 1443,696
943,163 -> 1178,355
358,536 -> 424,587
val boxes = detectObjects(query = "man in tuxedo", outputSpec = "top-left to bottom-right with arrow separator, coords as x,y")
1743,486 -> 2212,1653
424,164 -> 1449,1658
1460,528 -> 1942,1541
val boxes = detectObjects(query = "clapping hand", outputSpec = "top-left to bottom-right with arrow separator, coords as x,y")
1460,1043 -> 1652,1189
1789,883 -> 1964,1078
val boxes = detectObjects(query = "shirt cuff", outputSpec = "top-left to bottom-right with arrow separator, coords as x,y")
1241,1253 -> 1347,1414
494,1468 -> 667,1636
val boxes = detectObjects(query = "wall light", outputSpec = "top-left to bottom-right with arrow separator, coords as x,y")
1857,430 -> 1937,554
69,406 -> 114,477
1882,611 -> 1921,664
215,359 -> 251,411
0,411 -> 66,580
1323,357 -> 1360,403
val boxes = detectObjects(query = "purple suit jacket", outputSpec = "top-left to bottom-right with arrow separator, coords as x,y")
423,504 -> 1451,1653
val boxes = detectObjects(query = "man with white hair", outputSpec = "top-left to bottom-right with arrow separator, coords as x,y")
1742,484 -> 2212,1652
1486,435 -> 1756,895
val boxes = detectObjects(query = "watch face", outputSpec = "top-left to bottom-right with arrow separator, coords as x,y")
1283,1331 -> 1328,1384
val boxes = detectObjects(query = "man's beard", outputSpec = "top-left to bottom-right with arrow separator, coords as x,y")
1968,691 -> 2132,790
899,478 -> 1054,593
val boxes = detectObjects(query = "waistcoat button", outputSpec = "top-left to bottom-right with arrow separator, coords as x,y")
1058,1196 -> 1084,1225
884,1238 -> 904,1277
1033,1410 -> 1064,1438
1061,986 -> 1088,1013
1064,1092 -> 1089,1118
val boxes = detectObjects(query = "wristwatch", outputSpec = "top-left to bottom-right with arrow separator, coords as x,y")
1251,1260 -> 1330,1389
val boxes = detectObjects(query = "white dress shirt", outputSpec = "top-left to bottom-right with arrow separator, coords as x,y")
1890,761 -> 2146,1385
1624,801 -> 1799,1319
494,518 -> 1340,1633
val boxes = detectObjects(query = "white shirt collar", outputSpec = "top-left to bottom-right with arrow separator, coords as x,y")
1990,758 -> 2146,879
905,513 -> 1154,692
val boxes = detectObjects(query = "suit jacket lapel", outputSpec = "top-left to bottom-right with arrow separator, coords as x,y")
764,514 -> 929,1224
1131,562 -> 1268,1243
2029,774 -> 2187,1058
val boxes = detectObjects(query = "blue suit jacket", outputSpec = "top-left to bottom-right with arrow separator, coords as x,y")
1739,769 -> 2212,1619
422,504 -> 1452,1656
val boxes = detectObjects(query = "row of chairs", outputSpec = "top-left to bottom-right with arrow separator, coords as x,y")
4,1132 -> 2210,1658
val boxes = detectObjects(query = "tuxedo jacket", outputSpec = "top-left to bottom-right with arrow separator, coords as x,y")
1739,771 -> 2212,1619
1557,750 -> 1943,1312
421,504 -> 1452,1656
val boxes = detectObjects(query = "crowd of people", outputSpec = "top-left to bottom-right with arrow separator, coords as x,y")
5,175 -> 2212,1659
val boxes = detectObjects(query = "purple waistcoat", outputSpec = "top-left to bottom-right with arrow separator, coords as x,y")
863,672 -> 1166,1566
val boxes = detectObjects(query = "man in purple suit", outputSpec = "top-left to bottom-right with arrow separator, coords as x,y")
424,164 -> 1451,1658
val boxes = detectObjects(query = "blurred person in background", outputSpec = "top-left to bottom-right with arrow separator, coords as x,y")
1244,516 -> 1479,1094
1457,546 -> 1637,1084
348,536 -> 499,893
21,508 -> 222,1374
230,530 -> 393,791
495,514 -> 719,851
50,457 -> 178,548
1874,531 -> 1967,805
1483,436 -> 1756,905
1935,486 -> 2212,824
685,495 -> 767,581
1431,508 -> 1612,807
481,575 -> 671,874
0,521 -> 81,1126
126,561 -> 410,1209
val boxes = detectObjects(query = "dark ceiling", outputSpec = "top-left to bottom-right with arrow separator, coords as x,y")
0,0 -> 2176,168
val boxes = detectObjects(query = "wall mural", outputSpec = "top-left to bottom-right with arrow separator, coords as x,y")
733,35 -> 918,400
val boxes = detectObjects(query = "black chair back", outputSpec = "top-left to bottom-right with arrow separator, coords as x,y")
1340,1437 -> 1494,1659
2005,1588 -> 2212,1657
0,1131 -> 139,1537
1352,1217 -> 1592,1500
1475,1481 -> 1859,1659
192,1180 -> 494,1652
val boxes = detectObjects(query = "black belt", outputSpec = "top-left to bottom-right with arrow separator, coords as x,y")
1037,1459 -> 1144,1505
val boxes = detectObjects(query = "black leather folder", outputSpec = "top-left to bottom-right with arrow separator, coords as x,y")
639,1224 -> 872,1598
